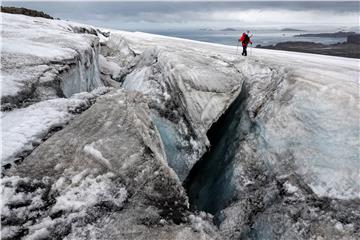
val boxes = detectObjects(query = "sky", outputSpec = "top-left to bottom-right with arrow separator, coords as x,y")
2,1 -> 359,31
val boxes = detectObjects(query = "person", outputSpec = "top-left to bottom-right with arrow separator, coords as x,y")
239,31 -> 252,56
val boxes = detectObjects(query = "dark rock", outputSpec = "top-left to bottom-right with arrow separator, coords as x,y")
281,28 -> 304,32
221,28 -> 237,31
347,34 -> 360,44
1,6 -> 53,19
258,40 -> 360,59
295,31 -> 356,38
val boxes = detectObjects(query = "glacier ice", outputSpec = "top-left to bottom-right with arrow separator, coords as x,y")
1,87 -> 112,165
1,13 -> 110,165
1,12 -> 359,240
1,13 -> 104,110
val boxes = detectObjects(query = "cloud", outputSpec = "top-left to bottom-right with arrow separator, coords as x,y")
94,9 -> 358,26
204,10 -> 359,25
2,1 -> 359,29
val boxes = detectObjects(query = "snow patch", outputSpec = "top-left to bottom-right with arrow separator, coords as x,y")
284,182 -> 299,194
1,87 -> 112,165
83,142 -> 112,169
51,171 -> 127,213
1,171 -> 127,239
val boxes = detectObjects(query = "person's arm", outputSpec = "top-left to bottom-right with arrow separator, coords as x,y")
239,35 -> 244,42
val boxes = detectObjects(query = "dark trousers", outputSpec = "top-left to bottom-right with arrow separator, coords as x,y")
242,45 -> 247,56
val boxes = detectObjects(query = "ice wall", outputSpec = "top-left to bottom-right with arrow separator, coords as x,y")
60,45 -> 104,97
1,13 -> 105,109
1,13 -> 107,165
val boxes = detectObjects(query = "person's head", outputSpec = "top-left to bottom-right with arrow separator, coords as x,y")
246,30 -> 250,34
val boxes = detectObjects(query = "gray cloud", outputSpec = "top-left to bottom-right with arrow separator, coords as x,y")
2,1 -> 359,30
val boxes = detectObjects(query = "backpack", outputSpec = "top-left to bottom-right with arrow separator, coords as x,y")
243,34 -> 250,44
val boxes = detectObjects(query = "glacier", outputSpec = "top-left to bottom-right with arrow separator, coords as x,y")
1,13 -> 359,240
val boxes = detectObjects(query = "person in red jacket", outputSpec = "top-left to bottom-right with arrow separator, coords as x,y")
239,31 -> 252,56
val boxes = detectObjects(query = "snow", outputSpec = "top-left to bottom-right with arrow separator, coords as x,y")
1,12 -> 103,99
1,171 -> 127,240
98,54 -> 121,78
1,12 -> 359,240
83,142 -> 112,169
2,98 -> 82,163
1,87 -> 112,164
1,13 -> 113,165
51,171 -> 127,213
284,182 -> 299,194
26,228 -> 50,240
188,213 -> 218,237
123,66 -> 153,93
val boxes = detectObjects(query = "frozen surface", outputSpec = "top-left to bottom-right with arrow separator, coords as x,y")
152,116 -> 195,181
1,13 -> 359,240
108,29 -> 359,239
119,39 -> 244,180
112,30 -> 359,200
1,87 -> 111,164
3,90 -> 218,239
1,12 -> 112,164
2,97 -> 82,163
1,13 -> 104,108
1,171 -> 128,240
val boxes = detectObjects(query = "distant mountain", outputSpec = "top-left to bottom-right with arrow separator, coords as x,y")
257,34 -> 360,59
295,31 -> 356,38
199,28 -> 214,31
281,28 -> 304,32
220,28 -> 237,31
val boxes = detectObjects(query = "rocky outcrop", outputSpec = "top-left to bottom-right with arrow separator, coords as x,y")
347,34 -> 360,44
295,31 -> 357,38
257,40 -> 360,59
0,6 -> 54,19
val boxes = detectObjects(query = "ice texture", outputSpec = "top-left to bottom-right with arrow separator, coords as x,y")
112,29 -> 359,200
3,90 -> 217,239
1,12 -> 359,240
1,87 -> 112,164
1,13 -> 104,109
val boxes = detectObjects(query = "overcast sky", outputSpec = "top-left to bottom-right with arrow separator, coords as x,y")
2,1 -> 359,31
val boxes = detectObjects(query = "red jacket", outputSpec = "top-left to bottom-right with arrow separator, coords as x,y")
239,33 -> 252,47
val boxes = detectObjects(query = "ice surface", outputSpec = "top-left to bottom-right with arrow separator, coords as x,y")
152,115 -> 196,181
83,142 -> 112,169
98,54 -> 121,79
1,87 -> 111,164
2,89 -> 216,239
2,98 -> 83,163
120,43 -> 244,181
51,171 -> 127,213
60,46 -> 103,97
1,12 -> 359,240
1,171 -> 127,240
1,13 -> 103,104
112,29 -> 359,200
